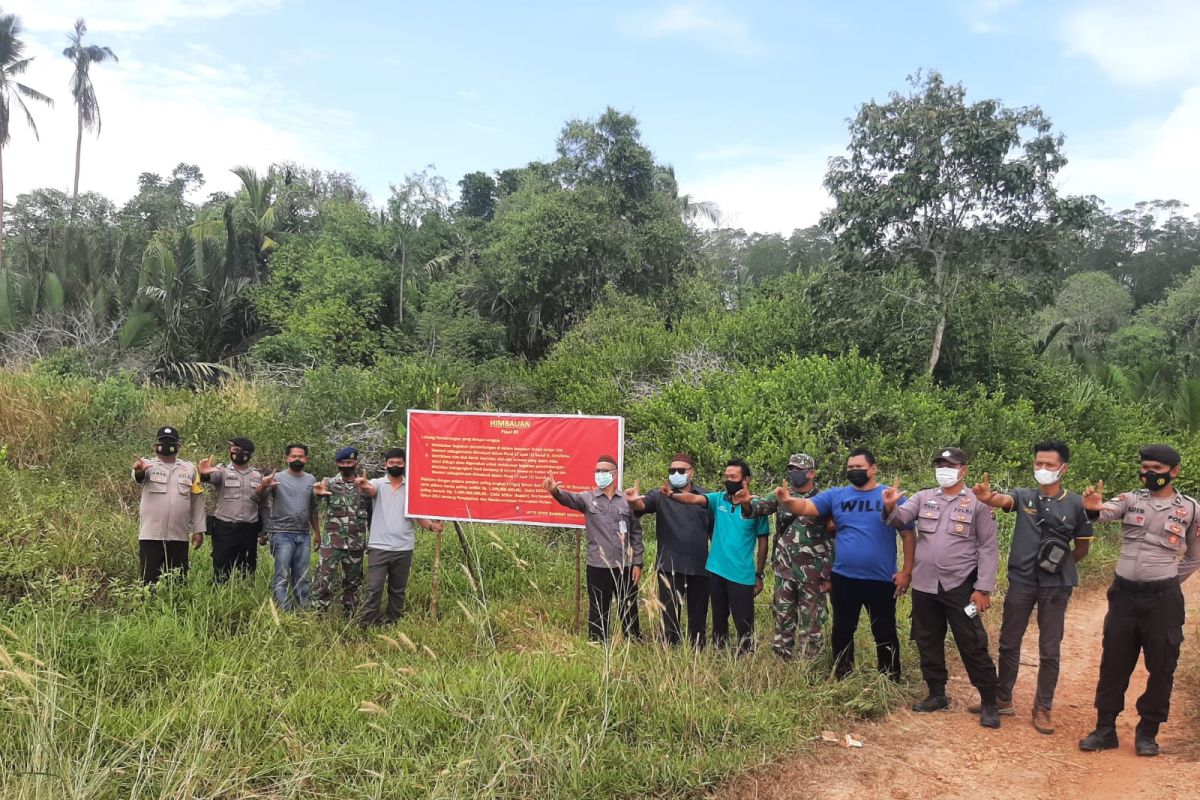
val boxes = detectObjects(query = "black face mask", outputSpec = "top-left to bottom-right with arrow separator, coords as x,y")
724,480 -> 744,496
789,469 -> 811,488
231,452 -> 251,465
339,466 -> 356,477
1142,469 -> 1173,490
846,469 -> 870,487
386,465 -> 404,477
287,460 -> 305,472
155,443 -> 178,456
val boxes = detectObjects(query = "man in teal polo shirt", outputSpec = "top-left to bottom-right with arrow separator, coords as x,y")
661,458 -> 769,654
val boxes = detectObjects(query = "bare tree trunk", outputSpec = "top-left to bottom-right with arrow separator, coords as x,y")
925,250 -> 947,376
0,145 -> 6,270
926,305 -> 946,376
73,109 -> 84,204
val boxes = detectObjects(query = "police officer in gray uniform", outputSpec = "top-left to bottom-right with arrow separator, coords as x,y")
132,426 -> 206,583
1079,444 -> 1200,756
198,437 -> 264,582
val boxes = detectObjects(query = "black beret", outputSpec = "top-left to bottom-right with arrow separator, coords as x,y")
1139,444 -> 1180,467
229,437 -> 255,453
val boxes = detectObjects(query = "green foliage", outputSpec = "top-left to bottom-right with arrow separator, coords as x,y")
254,232 -> 390,365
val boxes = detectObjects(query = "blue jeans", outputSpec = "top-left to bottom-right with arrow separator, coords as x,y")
270,532 -> 311,610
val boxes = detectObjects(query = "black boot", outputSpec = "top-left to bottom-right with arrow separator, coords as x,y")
980,704 -> 1001,729
1079,712 -> 1119,752
1135,720 -> 1160,757
912,685 -> 949,713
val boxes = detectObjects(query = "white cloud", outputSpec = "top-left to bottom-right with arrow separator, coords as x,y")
621,3 -> 758,55
6,0 -> 284,34
1059,85 -> 1200,211
1,34 -> 363,208
680,150 -> 833,234
961,0 -> 1022,34
1063,0 -> 1200,86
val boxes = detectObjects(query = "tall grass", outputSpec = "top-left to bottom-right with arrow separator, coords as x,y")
0,367 -> 1144,798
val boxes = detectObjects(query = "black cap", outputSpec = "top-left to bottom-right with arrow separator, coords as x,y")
229,437 -> 255,453
932,447 -> 968,465
1139,444 -> 1180,468
155,426 -> 181,443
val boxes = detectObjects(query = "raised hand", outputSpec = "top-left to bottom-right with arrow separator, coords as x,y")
774,484 -> 793,502
260,471 -> 277,489
1082,479 -> 1105,512
971,472 -> 994,504
198,456 -> 215,476
881,479 -> 903,507
313,478 -> 332,497
543,474 -> 563,493
731,486 -> 752,506
354,474 -> 372,490
133,455 -> 149,472
623,480 -> 643,504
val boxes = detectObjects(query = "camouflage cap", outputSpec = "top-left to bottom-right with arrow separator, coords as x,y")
788,453 -> 815,470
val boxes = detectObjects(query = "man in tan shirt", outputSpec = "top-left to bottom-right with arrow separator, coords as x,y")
132,426 -> 206,583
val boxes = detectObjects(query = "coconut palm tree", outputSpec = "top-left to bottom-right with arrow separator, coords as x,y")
63,18 -> 117,203
0,11 -> 53,269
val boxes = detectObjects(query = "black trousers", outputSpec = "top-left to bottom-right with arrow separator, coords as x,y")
209,519 -> 260,582
139,540 -> 189,584
1095,576 -> 1185,725
658,570 -> 709,647
587,566 -> 641,642
830,572 -> 901,679
709,572 -> 755,654
361,548 -> 414,626
910,577 -> 998,702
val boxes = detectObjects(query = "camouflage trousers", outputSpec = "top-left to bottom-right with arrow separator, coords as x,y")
773,553 -> 829,660
314,547 -> 364,615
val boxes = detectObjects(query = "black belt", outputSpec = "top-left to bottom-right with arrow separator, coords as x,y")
1114,574 -> 1178,593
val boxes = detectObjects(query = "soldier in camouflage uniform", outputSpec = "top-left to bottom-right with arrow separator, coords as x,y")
312,446 -> 372,615
741,454 -> 832,659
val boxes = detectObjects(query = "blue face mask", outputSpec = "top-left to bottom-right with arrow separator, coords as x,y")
668,472 -> 689,489
595,471 -> 614,489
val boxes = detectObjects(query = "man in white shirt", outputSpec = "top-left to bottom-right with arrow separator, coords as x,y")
358,447 -> 443,626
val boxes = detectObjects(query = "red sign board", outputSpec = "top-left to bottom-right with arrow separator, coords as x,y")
405,410 -> 624,528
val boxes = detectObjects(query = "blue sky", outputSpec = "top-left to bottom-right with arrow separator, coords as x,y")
7,0 -> 1200,232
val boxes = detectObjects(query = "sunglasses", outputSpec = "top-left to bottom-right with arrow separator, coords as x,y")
667,467 -> 691,475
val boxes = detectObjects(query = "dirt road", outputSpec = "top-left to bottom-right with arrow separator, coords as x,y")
723,578 -> 1200,800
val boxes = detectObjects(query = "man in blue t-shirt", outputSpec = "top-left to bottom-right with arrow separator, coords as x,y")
775,447 -> 915,679
659,458 -> 770,654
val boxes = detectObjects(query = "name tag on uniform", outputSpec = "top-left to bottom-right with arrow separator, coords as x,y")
619,520 -> 628,535
1125,513 -> 1146,526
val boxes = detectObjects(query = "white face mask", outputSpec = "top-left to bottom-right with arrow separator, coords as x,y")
668,472 -> 689,489
595,471 -> 614,489
935,467 -> 962,488
1034,468 -> 1061,486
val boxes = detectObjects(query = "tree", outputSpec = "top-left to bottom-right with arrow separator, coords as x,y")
0,11 -> 53,270
823,71 -> 1072,375
1037,271 -> 1133,354
63,18 -> 117,203
457,170 -> 497,219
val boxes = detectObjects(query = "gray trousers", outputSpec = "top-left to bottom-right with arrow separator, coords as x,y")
997,581 -> 1072,709
361,548 -> 414,626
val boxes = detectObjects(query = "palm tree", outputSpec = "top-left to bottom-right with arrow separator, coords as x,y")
0,11 -> 53,269
63,18 -> 117,203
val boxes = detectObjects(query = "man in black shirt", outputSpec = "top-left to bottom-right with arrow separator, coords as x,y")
972,440 -> 1093,734
630,453 -> 714,647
